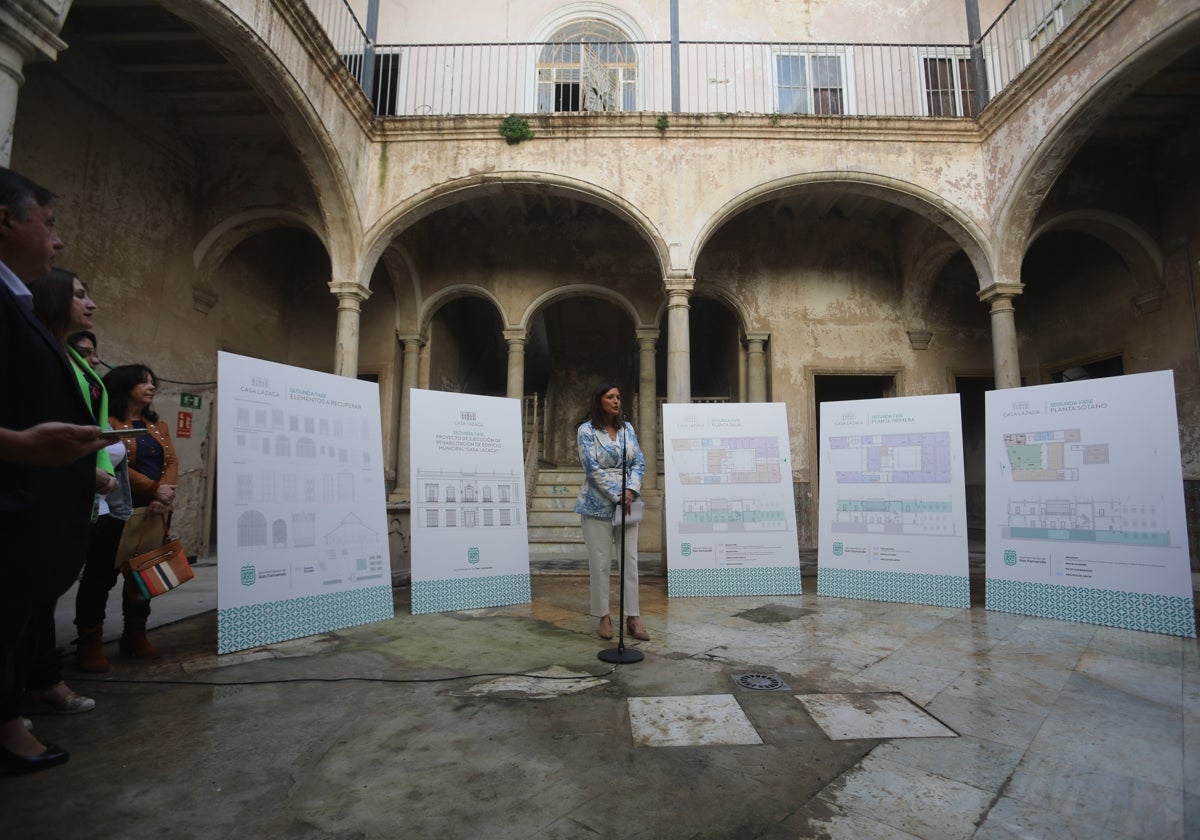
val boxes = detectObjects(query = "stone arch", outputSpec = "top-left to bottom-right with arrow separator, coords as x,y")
691,171 -> 993,289
1026,210 -> 1163,297
902,237 -> 966,332
992,8 -> 1200,276
360,172 -> 672,288
192,208 -> 326,307
519,284 -> 644,333
418,285 -> 509,337
380,242 -> 423,334
683,285 -> 751,338
162,1 -> 364,272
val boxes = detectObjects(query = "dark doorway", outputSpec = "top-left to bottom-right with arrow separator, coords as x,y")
1052,355 -> 1123,382
955,375 -> 992,542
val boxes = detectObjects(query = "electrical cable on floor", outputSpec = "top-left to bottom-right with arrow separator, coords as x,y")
69,667 -> 619,686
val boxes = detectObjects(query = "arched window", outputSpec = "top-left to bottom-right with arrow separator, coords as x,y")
237,511 -> 268,547
538,20 -> 636,113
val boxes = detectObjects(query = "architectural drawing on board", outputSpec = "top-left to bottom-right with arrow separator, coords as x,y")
828,432 -> 952,484
325,512 -> 379,544
831,497 -> 958,536
237,510 -> 268,547
670,437 -> 782,485
1002,498 -> 1170,547
1002,429 -> 1109,482
679,496 -> 790,534
414,467 -> 524,530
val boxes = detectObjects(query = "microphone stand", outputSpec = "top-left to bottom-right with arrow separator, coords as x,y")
599,414 -> 644,665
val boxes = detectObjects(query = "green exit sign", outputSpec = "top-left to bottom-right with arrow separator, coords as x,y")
180,393 -> 202,409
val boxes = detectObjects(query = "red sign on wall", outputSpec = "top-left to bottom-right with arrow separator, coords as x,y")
177,410 -> 193,439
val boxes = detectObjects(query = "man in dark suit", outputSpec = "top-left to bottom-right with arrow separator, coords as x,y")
0,167 -> 104,773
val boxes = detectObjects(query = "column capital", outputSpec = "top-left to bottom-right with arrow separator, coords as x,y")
635,327 -> 660,344
329,281 -> 371,308
664,277 -> 695,297
977,281 -> 1024,306
0,4 -> 69,65
744,331 -> 770,346
502,327 -> 527,345
397,332 -> 426,349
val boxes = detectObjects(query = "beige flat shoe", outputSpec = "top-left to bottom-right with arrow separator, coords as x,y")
626,617 -> 650,641
598,615 -> 614,640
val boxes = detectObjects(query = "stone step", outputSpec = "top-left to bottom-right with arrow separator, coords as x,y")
528,510 -> 580,527
529,496 -> 579,512
536,470 -> 583,484
528,524 -> 585,543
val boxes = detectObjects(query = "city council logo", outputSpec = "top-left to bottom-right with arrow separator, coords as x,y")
680,543 -> 692,557
1004,550 -> 1018,566
832,542 -> 844,557
467,547 -> 480,564
240,565 -> 256,586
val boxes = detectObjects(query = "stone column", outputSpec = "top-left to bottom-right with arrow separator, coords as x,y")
391,334 -> 424,500
977,282 -> 1024,389
503,328 -> 526,401
745,331 -> 770,402
636,328 -> 659,491
329,281 -> 371,377
0,3 -> 69,165
665,278 -> 694,404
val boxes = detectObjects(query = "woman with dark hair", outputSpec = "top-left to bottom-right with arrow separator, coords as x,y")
20,269 -> 112,716
70,332 -> 133,673
574,382 -> 649,641
97,363 -> 178,660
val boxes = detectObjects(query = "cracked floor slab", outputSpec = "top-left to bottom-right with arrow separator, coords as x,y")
451,665 -> 609,699
796,692 -> 957,740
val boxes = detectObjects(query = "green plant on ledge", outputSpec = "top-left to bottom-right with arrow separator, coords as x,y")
655,114 -> 670,133
499,115 -> 534,145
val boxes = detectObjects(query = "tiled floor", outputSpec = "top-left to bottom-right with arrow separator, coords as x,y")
12,562 -> 1198,839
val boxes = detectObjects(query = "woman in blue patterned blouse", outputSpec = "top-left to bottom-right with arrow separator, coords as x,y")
574,382 -> 649,641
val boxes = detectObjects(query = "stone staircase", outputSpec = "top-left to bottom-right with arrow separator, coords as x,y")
528,464 -> 587,557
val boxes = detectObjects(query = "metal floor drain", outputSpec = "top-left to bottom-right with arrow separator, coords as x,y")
733,673 -> 789,691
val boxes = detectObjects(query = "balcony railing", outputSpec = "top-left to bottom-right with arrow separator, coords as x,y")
978,0 -> 1090,94
305,0 -> 1092,120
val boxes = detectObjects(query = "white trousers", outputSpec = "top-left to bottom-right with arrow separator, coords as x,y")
581,514 -> 640,617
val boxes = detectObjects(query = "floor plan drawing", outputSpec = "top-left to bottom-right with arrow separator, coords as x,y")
1002,429 -> 1110,482
671,437 -> 783,485
828,432 -> 952,484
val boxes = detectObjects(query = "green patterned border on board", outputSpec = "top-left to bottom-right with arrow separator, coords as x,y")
667,567 -> 801,598
987,578 -> 1197,638
218,585 -> 394,654
817,567 -> 969,608
412,573 -> 532,615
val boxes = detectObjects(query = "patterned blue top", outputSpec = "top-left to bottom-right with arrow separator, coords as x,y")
574,421 -> 646,519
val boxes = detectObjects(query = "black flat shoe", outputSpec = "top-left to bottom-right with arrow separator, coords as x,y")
0,743 -> 69,774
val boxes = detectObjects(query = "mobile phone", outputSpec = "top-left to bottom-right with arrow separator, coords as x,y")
99,428 -> 152,439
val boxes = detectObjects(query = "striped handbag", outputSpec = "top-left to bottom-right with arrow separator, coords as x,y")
123,532 -> 193,599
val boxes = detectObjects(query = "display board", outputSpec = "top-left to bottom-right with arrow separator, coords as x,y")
816,393 -> 970,608
985,370 -> 1195,637
409,389 -> 531,614
216,352 -> 393,654
662,402 -> 802,597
